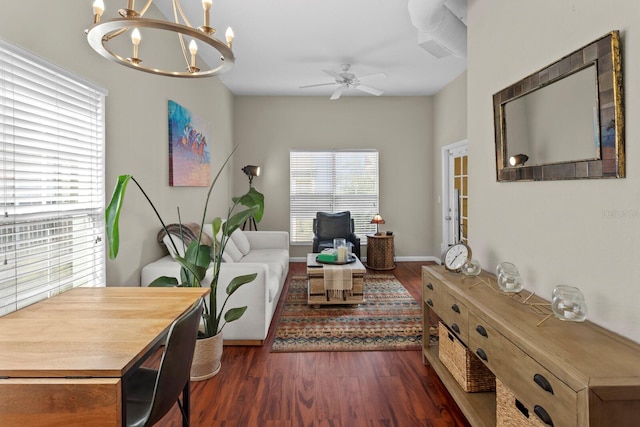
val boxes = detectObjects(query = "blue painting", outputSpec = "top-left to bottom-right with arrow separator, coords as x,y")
168,100 -> 211,186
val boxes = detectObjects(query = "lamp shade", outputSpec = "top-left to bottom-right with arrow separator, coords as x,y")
370,214 -> 385,225
242,165 -> 260,177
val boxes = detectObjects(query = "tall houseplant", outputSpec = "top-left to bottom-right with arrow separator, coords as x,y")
105,148 -> 264,344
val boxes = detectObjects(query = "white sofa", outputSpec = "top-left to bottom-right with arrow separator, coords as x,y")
141,228 -> 289,345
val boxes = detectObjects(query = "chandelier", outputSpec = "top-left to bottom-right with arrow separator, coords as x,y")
86,0 -> 235,78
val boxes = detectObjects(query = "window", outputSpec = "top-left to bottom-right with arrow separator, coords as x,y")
290,150 -> 379,244
0,40 -> 107,316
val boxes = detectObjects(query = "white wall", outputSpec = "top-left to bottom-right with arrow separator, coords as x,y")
0,1 -> 235,286
232,96 -> 435,260
468,0 -> 640,342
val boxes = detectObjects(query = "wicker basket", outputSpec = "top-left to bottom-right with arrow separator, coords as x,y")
496,378 -> 548,427
438,322 -> 495,392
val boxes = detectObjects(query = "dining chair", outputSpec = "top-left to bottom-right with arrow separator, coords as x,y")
125,298 -> 204,427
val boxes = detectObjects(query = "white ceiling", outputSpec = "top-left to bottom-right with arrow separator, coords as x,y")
154,0 -> 468,98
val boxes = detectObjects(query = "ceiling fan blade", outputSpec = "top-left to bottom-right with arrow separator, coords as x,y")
358,72 -> 388,81
356,84 -> 383,96
322,69 -> 340,79
330,85 -> 347,101
299,82 -> 338,89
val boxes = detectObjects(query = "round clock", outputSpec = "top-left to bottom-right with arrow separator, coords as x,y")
443,243 -> 472,272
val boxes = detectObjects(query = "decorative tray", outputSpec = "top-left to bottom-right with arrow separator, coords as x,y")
316,254 -> 357,265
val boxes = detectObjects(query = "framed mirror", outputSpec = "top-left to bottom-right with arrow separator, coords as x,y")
493,31 -> 624,182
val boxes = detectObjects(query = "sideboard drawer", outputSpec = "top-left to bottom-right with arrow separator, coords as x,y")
469,312 -> 578,427
424,276 -> 469,343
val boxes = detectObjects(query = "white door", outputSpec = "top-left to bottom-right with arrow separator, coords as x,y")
441,140 -> 468,254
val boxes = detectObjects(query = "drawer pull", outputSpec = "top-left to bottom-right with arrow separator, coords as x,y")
451,323 -> 460,334
515,399 -> 529,417
427,283 -> 434,290
533,373 -> 554,395
451,303 -> 460,313
534,405 -> 554,426
475,325 -> 488,338
426,299 -> 433,307
476,348 -> 488,362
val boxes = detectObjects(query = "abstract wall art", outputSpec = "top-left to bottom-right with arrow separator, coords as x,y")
168,100 -> 211,186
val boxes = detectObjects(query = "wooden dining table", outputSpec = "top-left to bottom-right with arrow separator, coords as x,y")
0,286 -> 209,426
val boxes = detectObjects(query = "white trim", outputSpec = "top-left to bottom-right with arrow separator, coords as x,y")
441,139 -> 468,255
290,255 -> 440,263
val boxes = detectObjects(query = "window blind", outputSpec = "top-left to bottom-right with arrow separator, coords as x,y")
0,39 -> 107,316
290,150 -> 379,244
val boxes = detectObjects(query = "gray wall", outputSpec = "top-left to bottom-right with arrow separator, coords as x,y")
232,96 -> 436,260
468,0 -> 640,343
0,1 -> 236,286
432,72 -> 468,257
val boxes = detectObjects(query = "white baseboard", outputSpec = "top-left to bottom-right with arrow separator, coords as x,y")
290,255 -> 442,264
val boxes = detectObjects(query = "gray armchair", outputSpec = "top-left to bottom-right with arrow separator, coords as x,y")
312,211 -> 361,259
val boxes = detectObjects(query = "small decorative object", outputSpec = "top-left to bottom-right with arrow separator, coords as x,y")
496,262 -> 523,292
443,242 -> 471,272
461,259 -> 482,276
552,285 -> 587,322
334,238 -> 348,262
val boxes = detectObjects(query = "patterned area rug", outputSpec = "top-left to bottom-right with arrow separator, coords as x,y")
271,274 -> 423,352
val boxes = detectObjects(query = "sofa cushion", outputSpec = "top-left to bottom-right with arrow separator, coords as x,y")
223,237 -> 243,262
230,228 -> 251,255
240,249 -> 288,279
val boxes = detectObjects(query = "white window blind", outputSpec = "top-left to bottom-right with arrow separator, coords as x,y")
290,149 -> 379,244
0,39 -> 107,316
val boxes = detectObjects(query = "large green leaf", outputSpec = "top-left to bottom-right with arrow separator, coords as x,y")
226,273 -> 258,296
224,306 -> 248,323
148,276 -> 180,287
233,187 -> 264,222
105,175 -> 132,259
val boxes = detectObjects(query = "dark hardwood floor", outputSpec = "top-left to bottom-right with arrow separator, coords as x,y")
151,261 -> 471,427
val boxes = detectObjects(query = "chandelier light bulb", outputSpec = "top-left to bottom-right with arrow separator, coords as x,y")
129,28 -> 142,64
225,27 -> 234,48
201,0 -> 214,31
189,40 -> 198,68
202,0 -> 213,12
131,28 -> 141,46
92,0 -> 104,23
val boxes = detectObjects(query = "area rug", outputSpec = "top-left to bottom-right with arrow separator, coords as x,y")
271,274 -> 422,352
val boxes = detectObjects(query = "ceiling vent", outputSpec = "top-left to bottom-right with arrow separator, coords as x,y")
408,0 -> 467,59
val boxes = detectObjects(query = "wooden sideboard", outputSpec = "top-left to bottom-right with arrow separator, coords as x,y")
422,265 -> 640,427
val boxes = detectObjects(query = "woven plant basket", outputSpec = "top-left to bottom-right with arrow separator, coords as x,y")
190,331 -> 223,381
496,378 -> 548,426
438,322 -> 495,393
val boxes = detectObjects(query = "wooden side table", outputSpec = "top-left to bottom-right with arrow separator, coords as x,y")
366,234 -> 395,270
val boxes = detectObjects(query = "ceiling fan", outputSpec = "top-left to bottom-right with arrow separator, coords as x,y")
299,64 -> 387,100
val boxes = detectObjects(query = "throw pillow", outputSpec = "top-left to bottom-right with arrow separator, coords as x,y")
223,237 -> 244,262
230,228 -> 251,255
162,234 -> 185,259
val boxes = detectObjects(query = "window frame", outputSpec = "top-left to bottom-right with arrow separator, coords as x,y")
289,149 -> 379,245
0,39 -> 107,316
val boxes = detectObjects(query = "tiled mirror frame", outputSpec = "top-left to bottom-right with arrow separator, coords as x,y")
493,31 -> 625,182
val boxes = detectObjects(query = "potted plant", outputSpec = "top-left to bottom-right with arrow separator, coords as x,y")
105,148 -> 264,379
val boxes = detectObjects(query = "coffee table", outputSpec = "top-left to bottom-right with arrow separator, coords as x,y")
306,253 -> 366,306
